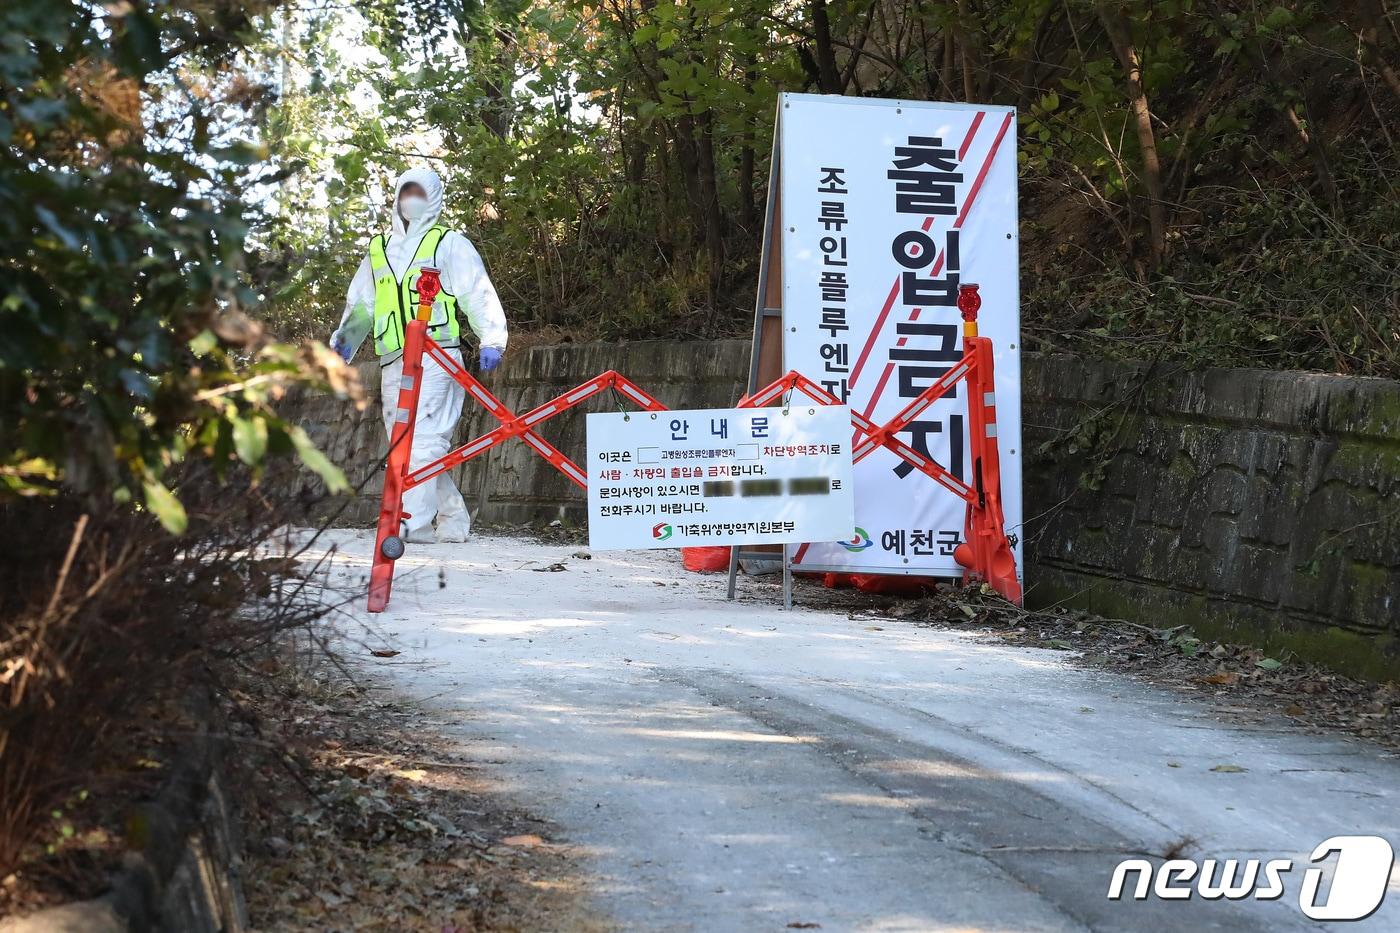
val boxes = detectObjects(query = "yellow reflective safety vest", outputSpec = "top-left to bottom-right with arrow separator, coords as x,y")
369,225 -> 461,356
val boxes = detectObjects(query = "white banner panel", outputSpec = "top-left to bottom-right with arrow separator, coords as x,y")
779,93 -> 1022,576
586,406 -> 855,550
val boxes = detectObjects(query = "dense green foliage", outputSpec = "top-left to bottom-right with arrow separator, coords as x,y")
258,0 -> 1398,376
2,0 -> 354,887
1,0 -> 351,527
4,0 -> 1396,526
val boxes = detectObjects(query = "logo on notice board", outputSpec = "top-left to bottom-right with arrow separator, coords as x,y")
652,523 -> 673,541
841,527 -> 874,551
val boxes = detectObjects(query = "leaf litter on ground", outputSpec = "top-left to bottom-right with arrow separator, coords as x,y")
232,655 -> 609,932
811,579 -> 1398,754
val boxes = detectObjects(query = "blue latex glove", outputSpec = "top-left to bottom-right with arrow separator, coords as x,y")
330,333 -> 353,363
480,347 -> 502,372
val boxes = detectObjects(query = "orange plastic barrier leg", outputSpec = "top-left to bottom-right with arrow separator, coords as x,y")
367,341 -> 667,612
367,296 -> 436,612
958,335 -> 1022,604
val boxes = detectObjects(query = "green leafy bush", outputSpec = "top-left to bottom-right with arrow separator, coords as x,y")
1,0 -> 354,528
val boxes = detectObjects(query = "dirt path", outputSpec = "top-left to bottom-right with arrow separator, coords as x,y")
307,530 -> 1400,932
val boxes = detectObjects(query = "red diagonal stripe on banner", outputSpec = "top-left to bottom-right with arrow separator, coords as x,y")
955,111 -> 1014,228
853,110 -> 1013,432
959,110 -> 985,160
850,111 -> 1010,394
847,278 -> 902,390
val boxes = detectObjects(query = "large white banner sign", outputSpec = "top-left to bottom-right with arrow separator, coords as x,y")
779,93 -> 1022,576
586,406 -> 855,550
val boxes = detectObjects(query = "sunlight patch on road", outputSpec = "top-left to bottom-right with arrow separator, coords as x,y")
620,727 -> 819,744
718,626 -> 788,639
824,792 -> 937,810
440,617 -> 603,636
639,630 -> 709,645
855,916 -> 970,933
705,833 -> 798,846
867,758 -> 1062,784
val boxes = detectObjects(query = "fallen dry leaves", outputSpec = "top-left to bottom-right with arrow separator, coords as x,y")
809,580 -> 1400,753
232,659 -> 610,932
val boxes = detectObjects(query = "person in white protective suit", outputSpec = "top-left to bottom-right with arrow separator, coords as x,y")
329,167 -> 508,543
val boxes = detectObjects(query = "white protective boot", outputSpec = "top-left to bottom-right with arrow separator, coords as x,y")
434,473 -> 471,543
404,523 -> 438,544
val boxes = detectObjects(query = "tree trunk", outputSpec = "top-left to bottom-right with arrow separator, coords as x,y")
1014,4 -> 1058,112
956,0 -> 978,101
739,37 -> 758,230
695,109 -> 726,305
810,0 -> 844,93
671,116 -> 705,228
625,126 -> 647,188
279,7 -> 301,200
1096,2 -> 1168,267
671,109 -> 724,305
655,133 -> 675,253
479,25 -> 519,140
739,142 -> 756,232
943,30 -> 958,100
839,2 -> 879,92
1357,0 -> 1400,103
1286,98 -> 1341,215
1213,5 -> 1342,217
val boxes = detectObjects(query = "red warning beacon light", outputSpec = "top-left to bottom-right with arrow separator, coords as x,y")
957,282 -> 981,337
415,266 -> 443,319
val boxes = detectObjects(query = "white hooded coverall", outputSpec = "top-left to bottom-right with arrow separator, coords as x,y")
332,168 -> 509,543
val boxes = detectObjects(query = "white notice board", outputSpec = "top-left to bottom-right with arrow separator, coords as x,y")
777,93 -> 1022,577
586,406 -> 855,550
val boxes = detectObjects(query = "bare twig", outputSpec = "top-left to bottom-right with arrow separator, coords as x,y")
43,515 -> 89,619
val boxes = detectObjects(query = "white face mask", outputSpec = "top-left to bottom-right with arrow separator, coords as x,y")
399,195 -> 428,222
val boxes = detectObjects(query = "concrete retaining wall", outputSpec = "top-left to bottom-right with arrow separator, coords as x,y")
1024,356 -> 1399,679
0,713 -> 247,933
286,341 -> 1400,677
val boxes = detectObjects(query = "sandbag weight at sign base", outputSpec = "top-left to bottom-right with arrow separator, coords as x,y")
682,546 -> 732,574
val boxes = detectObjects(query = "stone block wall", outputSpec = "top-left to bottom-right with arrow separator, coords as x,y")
1023,356 -> 1399,678
284,341 -> 1399,676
